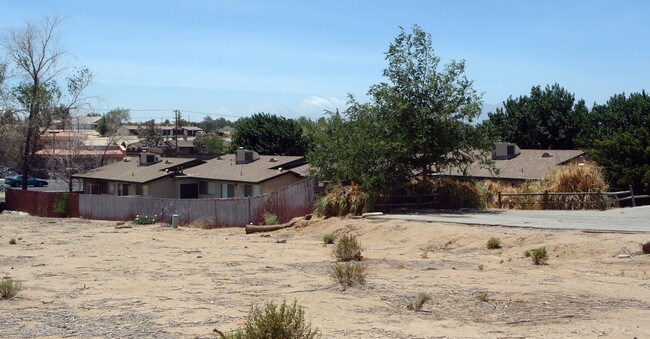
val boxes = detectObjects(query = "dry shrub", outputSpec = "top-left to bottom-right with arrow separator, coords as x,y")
222,300 -> 320,339
329,262 -> 367,288
642,241 -> 650,254
482,162 -> 610,210
431,178 -> 483,210
187,218 -> 214,229
0,278 -> 24,299
314,184 -> 372,217
406,292 -> 432,311
333,234 -> 362,262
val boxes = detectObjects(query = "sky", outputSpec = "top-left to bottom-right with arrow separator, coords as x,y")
1,0 -> 649,123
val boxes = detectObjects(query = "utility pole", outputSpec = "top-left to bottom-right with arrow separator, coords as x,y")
173,109 -> 181,156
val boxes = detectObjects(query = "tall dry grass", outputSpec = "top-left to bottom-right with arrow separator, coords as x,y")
482,162 -> 612,210
314,184 -> 372,217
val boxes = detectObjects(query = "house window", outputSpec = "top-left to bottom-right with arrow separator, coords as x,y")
245,151 -> 253,162
136,184 -> 143,196
227,184 -> 235,198
118,183 -> 130,196
99,182 -> 109,194
88,183 -> 99,195
244,184 -> 252,197
146,154 -> 155,163
199,181 -> 209,195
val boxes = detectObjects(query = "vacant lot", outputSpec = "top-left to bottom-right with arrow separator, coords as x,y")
1,213 -> 649,338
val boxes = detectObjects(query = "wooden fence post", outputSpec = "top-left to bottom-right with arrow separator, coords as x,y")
597,189 -> 604,210
629,184 -> 636,207
543,190 -> 549,210
497,192 -> 502,209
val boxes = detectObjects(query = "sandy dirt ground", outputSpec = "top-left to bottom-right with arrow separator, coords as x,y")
1,212 -> 649,338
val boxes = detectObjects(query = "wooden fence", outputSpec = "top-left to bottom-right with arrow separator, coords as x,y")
497,185 -> 650,210
373,194 -> 440,212
6,178 -> 315,227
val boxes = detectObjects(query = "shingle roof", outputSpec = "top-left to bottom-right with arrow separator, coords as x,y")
184,154 -> 306,183
441,149 -> 586,181
72,157 -> 200,184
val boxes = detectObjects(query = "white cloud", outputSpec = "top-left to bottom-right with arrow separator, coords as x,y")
298,96 -> 345,115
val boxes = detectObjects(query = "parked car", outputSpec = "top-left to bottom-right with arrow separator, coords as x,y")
5,176 -> 48,187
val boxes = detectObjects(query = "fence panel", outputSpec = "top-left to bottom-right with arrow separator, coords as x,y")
9,178 -> 316,227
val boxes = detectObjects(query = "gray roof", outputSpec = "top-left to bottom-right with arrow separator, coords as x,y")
184,154 -> 306,184
72,157 -> 200,184
441,149 -> 586,181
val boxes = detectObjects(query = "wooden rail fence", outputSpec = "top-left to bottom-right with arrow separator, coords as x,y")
498,185 -> 650,210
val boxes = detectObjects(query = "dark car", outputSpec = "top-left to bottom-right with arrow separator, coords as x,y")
5,176 -> 48,187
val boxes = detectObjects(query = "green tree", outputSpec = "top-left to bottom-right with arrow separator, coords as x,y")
138,119 -> 163,147
232,112 -> 306,155
96,116 -> 108,136
308,25 -> 493,192
578,91 -> 650,148
2,17 -> 92,189
193,133 -> 226,155
589,127 -> 650,193
487,83 -> 588,149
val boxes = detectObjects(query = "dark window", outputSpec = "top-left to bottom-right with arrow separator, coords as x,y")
244,184 -> 252,197
507,145 -> 515,155
146,154 -> 155,163
245,151 -> 253,162
180,184 -> 199,199
118,183 -> 130,196
199,181 -> 209,194
99,182 -> 108,194
227,184 -> 235,198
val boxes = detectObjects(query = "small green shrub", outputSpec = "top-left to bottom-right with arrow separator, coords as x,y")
132,214 -> 158,225
264,212 -> 279,225
477,264 -> 484,271
53,192 -> 70,216
0,278 -> 24,299
9,238 -> 16,245
476,291 -> 489,302
406,292 -> 432,311
524,250 -> 531,257
487,237 -> 501,249
530,246 -> 548,265
322,233 -> 336,245
222,300 -> 320,339
329,262 -> 367,289
333,234 -> 362,261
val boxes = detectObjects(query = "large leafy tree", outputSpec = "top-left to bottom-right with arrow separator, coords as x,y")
308,25 -> 494,193
232,112 -> 306,155
1,17 -> 92,189
582,91 -> 650,193
487,83 -> 588,149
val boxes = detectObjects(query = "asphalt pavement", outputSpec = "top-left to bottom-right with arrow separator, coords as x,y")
368,206 -> 650,232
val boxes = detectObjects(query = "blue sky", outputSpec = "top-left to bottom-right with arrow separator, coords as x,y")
2,0 -> 648,123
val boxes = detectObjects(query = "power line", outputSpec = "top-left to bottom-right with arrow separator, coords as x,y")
74,107 -> 243,118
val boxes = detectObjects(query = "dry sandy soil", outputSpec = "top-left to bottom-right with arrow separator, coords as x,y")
1,212 -> 649,338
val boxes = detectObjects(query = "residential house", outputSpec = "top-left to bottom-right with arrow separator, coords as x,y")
182,148 -> 308,198
72,153 -> 204,197
437,142 -> 586,185
163,139 -> 197,155
74,116 -> 103,131
72,148 -> 309,199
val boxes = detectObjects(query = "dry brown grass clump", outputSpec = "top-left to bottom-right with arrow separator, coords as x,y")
314,184 -> 372,217
431,178 -> 483,210
482,162 -> 610,210
642,241 -> 650,254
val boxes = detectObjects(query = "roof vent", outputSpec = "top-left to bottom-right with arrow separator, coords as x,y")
270,157 -> 278,162
541,152 -> 553,158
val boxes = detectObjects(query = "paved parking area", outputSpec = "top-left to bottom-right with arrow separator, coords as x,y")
369,206 -> 650,232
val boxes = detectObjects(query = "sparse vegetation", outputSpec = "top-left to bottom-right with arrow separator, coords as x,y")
642,241 -> 650,254
314,184 -> 372,217
264,212 -> 279,225
487,237 -> 501,249
9,238 -> 16,245
431,178 -> 484,209
524,250 -> 531,257
529,246 -> 549,265
478,264 -> 484,271
53,192 -> 70,216
133,214 -> 158,225
322,233 -> 336,245
476,291 -> 489,302
329,262 -> 367,289
0,278 -> 24,299
406,292 -> 432,311
333,234 -> 362,262
420,245 -> 434,259
222,300 -> 320,339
